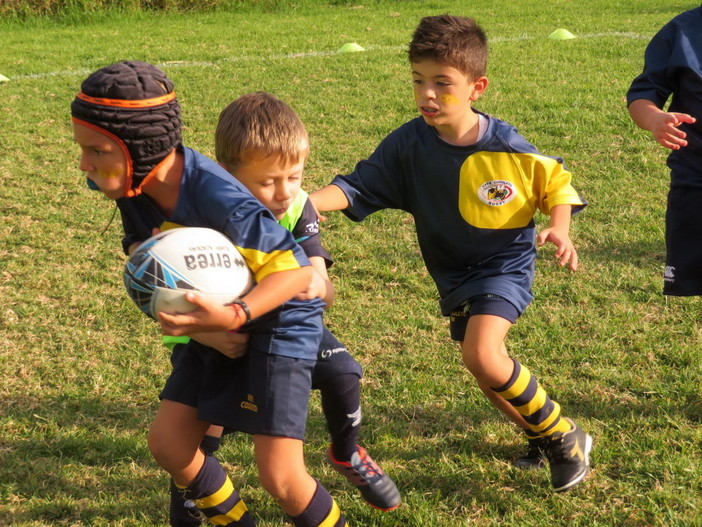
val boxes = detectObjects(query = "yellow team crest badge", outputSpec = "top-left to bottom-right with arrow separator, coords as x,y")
478,180 -> 516,206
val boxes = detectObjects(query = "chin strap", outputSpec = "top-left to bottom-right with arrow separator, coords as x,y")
124,149 -> 177,198
100,203 -> 119,235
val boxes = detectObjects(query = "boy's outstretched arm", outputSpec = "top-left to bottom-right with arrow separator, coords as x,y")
536,204 -> 578,272
628,99 -> 696,150
310,184 -> 349,212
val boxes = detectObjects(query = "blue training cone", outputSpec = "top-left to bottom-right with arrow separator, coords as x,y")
548,28 -> 576,40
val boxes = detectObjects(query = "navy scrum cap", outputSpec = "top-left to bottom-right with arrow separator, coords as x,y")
71,60 -> 182,197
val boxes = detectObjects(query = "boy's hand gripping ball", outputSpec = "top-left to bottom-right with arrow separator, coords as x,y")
123,227 -> 253,319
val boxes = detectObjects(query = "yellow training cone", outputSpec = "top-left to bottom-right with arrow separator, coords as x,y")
0,74 -> 9,83
338,42 -> 365,53
548,28 -> 576,40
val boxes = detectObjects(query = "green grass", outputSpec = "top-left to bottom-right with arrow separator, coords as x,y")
2,1 -> 702,525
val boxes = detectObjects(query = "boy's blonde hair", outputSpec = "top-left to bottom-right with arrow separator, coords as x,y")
215,91 -> 309,171
408,14 -> 488,80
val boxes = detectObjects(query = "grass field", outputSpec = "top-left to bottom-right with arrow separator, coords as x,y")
1,1 -> 702,525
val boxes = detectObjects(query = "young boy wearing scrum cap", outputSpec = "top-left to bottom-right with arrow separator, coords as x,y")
72,60 -> 347,527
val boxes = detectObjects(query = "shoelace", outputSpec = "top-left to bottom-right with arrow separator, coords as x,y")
543,435 -> 570,463
354,453 -> 382,480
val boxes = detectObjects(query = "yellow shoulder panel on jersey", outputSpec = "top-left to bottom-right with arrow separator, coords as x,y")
236,246 -> 304,283
158,221 -> 304,283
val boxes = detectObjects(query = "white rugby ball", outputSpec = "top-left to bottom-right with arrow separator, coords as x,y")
123,227 -> 254,319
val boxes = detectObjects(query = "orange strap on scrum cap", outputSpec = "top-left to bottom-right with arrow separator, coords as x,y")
75,90 -> 177,109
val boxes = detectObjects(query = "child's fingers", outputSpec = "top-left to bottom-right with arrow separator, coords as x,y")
656,126 -> 687,149
536,230 -> 548,247
556,246 -> 578,271
660,134 -> 688,150
309,199 -> 327,222
657,113 -> 695,149
561,248 -> 578,271
672,112 -> 696,125
157,312 -> 194,335
183,291 -> 206,307
569,251 -> 579,271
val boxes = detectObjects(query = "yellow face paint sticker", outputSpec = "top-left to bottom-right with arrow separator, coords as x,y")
439,94 -> 460,105
98,169 -> 122,178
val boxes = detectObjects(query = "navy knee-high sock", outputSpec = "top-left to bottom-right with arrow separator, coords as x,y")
289,480 -> 345,527
169,435 -> 225,526
318,374 -> 361,461
177,454 -> 255,526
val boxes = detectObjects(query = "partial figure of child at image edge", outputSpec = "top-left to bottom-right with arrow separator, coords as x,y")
71,60 -> 347,527
627,5 -> 702,296
310,15 -> 593,492
167,91 -> 401,525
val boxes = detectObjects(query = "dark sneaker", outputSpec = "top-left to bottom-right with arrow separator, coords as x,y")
179,500 -> 204,526
328,445 -> 401,511
169,479 -> 204,526
513,437 -> 547,469
543,418 -> 593,492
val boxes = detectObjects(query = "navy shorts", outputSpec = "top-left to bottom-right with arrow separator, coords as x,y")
664,187 -> 702,296
161,343 -> 315,440
449,294 -> 520,342
160,299 -> 324,440
311,326 -> 363,387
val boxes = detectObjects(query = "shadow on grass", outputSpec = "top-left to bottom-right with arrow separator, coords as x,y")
3,349 -> 700,524
1,392 -> 265,524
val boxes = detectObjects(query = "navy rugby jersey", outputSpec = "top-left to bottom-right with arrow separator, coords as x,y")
117,146 -> 324,361
117,146 -> 311,283
627,6 -> 702,187
331,114 -> 585,314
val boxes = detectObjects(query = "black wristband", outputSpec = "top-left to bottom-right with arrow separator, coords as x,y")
229,299 -> 251,322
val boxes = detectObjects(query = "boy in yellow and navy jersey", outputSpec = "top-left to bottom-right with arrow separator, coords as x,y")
71,61 -> 346,526
167,91 -> 401,525
311,15 -> 593,492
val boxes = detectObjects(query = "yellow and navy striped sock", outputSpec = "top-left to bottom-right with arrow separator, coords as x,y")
170,435 -> 224,525
492,359 -> 571,437
289,480 -> 346,527
178,455 -> 255,526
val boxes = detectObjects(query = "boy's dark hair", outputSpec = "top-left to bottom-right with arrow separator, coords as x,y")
408,14 -> 488,79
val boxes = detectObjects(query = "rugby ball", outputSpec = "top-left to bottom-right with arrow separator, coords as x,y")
123,227 -> 254,319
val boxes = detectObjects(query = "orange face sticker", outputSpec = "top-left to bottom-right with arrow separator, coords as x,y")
439,94 -> 461,105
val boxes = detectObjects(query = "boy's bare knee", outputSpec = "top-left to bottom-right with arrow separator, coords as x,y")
463,357 -> 490,380
461,346 -> 490,375
258,469 -> 294,501
148,425 -> 189,471
147,426 -> 171,466
461,343 -> 511,383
